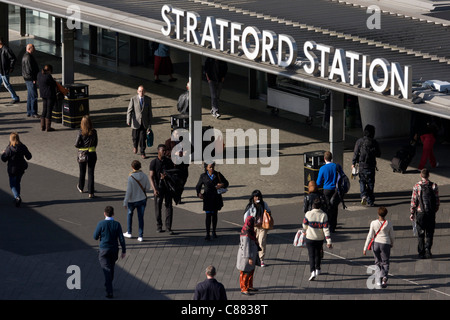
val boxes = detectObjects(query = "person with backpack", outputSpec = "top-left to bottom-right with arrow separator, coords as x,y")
410,169 -> 440,259
316,151 -> 342,233
352,124 -> 381,207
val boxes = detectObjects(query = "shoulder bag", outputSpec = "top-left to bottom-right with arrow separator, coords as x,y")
262,209 -> 274,230
367,220 -> 386,250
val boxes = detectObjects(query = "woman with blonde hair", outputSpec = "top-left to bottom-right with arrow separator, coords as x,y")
1,132 -> 32,207
75,115 -> 98,198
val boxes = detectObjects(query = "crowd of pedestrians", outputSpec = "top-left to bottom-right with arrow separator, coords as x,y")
0,40 -> 445,299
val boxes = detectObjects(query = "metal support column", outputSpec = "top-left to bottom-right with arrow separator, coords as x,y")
329,90 -> 345,167
0,3 -> 9,44
20,7 -> 26,37
62,19 -> 75,85
189,53 -> 203,163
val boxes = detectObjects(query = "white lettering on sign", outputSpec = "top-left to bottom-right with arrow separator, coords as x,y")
161,5 -> 412,100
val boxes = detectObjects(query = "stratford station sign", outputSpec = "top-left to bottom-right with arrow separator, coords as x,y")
161,4 -> 412,100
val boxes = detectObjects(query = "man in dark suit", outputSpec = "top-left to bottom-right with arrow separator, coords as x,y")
193,265 -> 227,300
127,85 -> 153,158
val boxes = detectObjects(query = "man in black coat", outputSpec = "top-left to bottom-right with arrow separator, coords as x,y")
22,43 -> 40,117
352,124 -> 381,207
0,38 -> 20,104
193,265 -> 227,300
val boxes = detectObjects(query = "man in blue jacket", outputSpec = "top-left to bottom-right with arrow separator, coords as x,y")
93,206 -> 126,298
316,151 -> 339,233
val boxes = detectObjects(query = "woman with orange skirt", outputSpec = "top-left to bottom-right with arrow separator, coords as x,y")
236,216 -> 260,295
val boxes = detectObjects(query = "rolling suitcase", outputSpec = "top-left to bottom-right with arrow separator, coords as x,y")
391,144 -> 416,173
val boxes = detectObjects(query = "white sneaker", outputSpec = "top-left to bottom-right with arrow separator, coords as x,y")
123,232 -> 132,238
137,237 -> 143,242
309,271 -> 316,281
315,269 -> 321,276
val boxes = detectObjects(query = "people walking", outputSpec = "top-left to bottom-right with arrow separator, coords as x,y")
316,151 -> 340,233
123,160 -> 151,242
93,206 -> 126,299
352,124 -> 381,207
243,190 -> 272,267
196,161 -> 229,241
75,115 -> 98,198
236,216 -> 260,295
22,43 -> 40,117
0,38 -> 20,104
204,57 -> 227,119
127,85 -> 153,159
303,198 -> 332,281
410,168 -> 440,259
37,64 -> 67,132
363,206 -> 395,288
153,43 -> 177,83
149,144 -> 175,234
1,132 -> 32,207
165,128 -> 190,202
193,265 -> 227,300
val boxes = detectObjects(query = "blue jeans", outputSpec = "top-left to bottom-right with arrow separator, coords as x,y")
0,74 -> 19,101
127,198 -> 147,237
9,174 -> 23,199
25,80 -> 38,116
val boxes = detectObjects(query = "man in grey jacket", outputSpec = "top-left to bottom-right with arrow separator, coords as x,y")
127,85 -> 153,158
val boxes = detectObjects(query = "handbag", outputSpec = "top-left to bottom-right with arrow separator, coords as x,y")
147,129 -> 154,147
262,210 -> 274,230
367,220 -> 386,250
77,149 -> 88,163
77,134 -> 92,163
293,229 -> 306,247
216,172 -> 228,194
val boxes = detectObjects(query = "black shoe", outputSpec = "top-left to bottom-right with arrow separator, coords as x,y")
157,229 -> 165,233
205,235 -> 211,241
154,79 -> 162,84
168,229 -> 175,235
241,291 -> 253,296
15,197 -> 21,207
105,293 -> 113,299
11,99 -> 20,104
425,250 -> 432,259
212,232 -> 218,239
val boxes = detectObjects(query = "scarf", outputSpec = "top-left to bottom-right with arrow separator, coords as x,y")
240,216 -> 257,242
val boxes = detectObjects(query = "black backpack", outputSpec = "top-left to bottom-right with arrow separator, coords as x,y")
359,137 -> 377,167
419,181 -> 437,214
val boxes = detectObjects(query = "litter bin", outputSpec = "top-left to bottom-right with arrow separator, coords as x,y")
62,83 -> 89,128
304,150 -> 325,193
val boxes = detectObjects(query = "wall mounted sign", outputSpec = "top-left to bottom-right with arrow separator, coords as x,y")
161,4 -> 412,99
